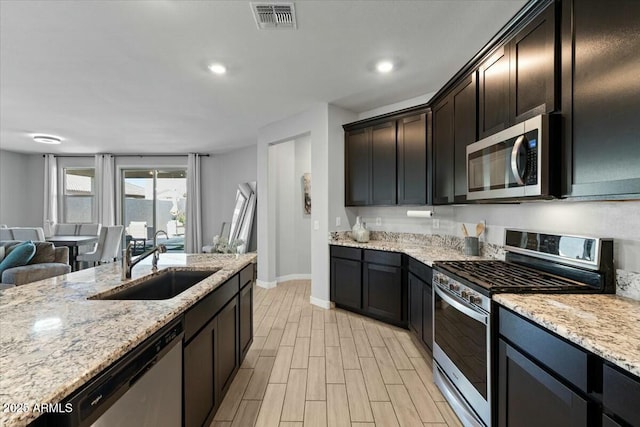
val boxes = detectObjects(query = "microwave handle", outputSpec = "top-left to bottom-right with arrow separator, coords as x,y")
510,135 -> 526,185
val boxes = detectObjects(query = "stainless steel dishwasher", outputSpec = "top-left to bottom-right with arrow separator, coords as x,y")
54,318 -> 184,427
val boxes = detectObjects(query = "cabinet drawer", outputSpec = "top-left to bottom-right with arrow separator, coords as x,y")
240,263 -> 254,288
364,249 -> 402,267
603,364 -> 640,427
185,274 -> 240,343
408,257 -> 432,283
499,307 -> 589,393
331,245 -> 362,261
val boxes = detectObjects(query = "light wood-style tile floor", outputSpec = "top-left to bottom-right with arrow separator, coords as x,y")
210,280 -> 462,427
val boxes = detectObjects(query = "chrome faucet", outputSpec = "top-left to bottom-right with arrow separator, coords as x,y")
152,230 -> 169,268
121,241 -> 168,280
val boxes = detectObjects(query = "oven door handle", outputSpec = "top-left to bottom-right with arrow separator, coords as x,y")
434,286 -> 488,325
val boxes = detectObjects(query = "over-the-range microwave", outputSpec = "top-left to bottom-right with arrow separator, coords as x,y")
466,114 -> 559,201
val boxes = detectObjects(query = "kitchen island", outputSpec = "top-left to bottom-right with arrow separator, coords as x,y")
0,253 -> 256,427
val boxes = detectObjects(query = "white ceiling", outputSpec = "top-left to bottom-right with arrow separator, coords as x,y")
0,0 -> 526,155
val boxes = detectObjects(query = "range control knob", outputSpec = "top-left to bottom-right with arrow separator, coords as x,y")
449,283 -> 460,292
461,290 -> 469,299
470,295 -> 483,305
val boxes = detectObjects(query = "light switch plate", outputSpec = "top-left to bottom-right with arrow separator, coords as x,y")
314,220 -> 319,230
336,217 -> 341,227
376,217 -> 382,226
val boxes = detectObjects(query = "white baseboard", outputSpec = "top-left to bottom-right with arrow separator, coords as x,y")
276,274 -> 311,283
310,296 -> 334,310
256,279 -> 277,289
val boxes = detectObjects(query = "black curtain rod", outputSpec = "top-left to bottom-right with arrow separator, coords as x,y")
43,153 -> 210,158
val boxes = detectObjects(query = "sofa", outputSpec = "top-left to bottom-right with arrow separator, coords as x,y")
0,240 -> 71,289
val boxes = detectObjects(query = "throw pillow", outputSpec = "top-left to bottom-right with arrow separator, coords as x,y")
29,242 -> 56,264
0,246 -> 4,262
0,240 -> 37,278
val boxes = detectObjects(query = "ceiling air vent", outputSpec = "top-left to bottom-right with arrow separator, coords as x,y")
251,2 -> 297,30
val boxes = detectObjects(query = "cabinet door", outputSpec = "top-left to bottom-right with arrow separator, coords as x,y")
479,46 -> 510,138
408,272 -> 423,338
561,0 -> 640,198
498,339 -> 589,427
371,122 -> 397,205
510,3 -> 556,123
397,113 -> 427,205
217,297 -> 239,399
422,282 -> 433,351
184,317 -> 217,427
432,97 -> 454,205
331,257 -> 362,310
363,263 -> 403,322
345,128 -> 371,206
239,282 -> 253,361
452,73 -> 477,203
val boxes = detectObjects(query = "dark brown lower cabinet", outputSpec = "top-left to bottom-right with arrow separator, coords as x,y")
498,338 -> 589,427
217,298 -> 239,397
184,264 -> 253,427
407,258 -> 433,352
330,253 -> 363,312
239,281 -> 253,360
184,316 -> 218,427
363,260 -> 403,324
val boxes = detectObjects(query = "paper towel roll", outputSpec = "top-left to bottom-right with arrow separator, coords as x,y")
407,210 -> 434,218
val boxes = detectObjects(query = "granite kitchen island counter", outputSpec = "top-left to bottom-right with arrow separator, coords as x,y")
0,253 -> 256,427
494,293 -> 640,377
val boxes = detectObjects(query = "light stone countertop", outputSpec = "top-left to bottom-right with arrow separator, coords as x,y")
0,253 -> 256,427
329,235 -> 488,266
494,293 -> 640,377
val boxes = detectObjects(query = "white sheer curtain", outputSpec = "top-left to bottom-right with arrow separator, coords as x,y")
94,154 -> 115,226
185,153 -> 202,253
43,154 -> 58,237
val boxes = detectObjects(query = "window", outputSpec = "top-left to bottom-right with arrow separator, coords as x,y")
63,168 -> 95,223
122,169 -> 187,253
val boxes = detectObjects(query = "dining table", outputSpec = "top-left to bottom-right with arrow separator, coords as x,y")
46,235 -> 99,271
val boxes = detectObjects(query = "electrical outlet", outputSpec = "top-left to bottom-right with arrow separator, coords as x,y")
433,218 -> 440,229
336,216 -> 341,227
376,217 -> 382,226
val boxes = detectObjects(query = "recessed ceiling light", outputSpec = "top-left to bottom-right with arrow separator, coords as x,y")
33,135 -> 62,145
376,60 -> 394,73
208,63 -> 227,75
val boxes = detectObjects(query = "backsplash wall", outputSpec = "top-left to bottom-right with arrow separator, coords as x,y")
343,200 -> 640,299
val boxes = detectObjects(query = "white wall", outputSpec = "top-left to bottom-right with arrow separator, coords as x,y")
0,150 -> 44,227
200,145 -> 257,250
257,103 -> 357,305
269,135 -> 311,279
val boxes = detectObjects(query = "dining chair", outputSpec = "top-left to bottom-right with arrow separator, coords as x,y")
77,226 -> 124,268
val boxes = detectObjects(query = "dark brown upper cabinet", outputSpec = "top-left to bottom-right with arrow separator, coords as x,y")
479,45 -> 510,138
431,96 -> 454,205
344,109 -> 428,207
431,73 -> 477,205
479,2 -> 557,139
397,112 -> 427,205
370,122 -> 397,205
345,127 -> 371,206
345,121 -> 397,206
453,74 -> 478,203
561,0 -> 640,199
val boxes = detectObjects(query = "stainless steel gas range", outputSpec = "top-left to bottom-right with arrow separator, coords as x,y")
432,229 -> 615,427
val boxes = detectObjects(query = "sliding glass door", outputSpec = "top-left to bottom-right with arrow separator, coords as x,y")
122,169 -> 187,254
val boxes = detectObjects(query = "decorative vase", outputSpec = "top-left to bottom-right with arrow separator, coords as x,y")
351,216 -> 362,241
358,221 -> 370,243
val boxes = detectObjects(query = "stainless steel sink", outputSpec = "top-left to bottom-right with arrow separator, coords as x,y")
93,269 -> 218,300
